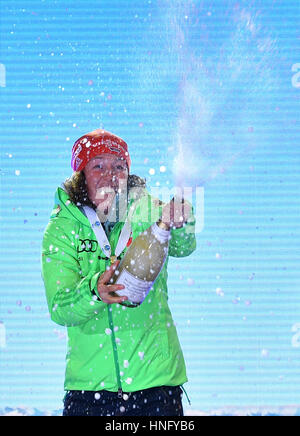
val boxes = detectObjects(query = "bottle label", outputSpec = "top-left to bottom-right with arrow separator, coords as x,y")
115,269 -> 153,304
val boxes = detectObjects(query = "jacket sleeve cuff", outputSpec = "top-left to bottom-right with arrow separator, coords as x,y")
90,271 -> 103,301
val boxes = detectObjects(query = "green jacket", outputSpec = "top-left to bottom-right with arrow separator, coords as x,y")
41,186 -> 196,393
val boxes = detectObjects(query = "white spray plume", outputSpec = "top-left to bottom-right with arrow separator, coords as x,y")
159,0 -> 278,188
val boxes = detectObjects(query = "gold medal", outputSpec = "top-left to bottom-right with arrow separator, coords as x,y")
110,255 -> 117,264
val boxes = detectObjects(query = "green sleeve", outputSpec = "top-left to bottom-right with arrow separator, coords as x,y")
41,218 -> 106,327
168,206 -> 197,258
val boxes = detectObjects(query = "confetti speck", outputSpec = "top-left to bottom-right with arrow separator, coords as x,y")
138,351 -> 144,360
216,287 -> 224,297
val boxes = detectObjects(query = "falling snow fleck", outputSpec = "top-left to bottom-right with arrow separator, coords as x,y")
261,349 -> 269,358
216,287 -> 224,297
138,351 -> 144,360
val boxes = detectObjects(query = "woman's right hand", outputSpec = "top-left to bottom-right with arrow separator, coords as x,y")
158,197 -> 192,230
97,260 -> 128,304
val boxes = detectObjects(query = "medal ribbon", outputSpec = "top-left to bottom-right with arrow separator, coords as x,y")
83,206 -> 132,263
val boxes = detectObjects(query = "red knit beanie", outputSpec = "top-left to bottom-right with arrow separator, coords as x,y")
71,129 -> 131,172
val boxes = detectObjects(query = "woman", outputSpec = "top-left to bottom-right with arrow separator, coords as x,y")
41,129 -> 196,416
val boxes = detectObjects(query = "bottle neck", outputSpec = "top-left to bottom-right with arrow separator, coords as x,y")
156,218 -> 170,231
151,222 -> 170,243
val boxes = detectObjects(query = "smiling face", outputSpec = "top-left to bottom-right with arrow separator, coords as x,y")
83,153 -> 129,214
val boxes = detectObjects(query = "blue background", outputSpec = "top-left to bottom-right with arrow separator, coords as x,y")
0,0 -> 300,415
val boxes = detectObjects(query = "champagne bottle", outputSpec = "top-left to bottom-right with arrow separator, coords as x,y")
109,221 -> 170,307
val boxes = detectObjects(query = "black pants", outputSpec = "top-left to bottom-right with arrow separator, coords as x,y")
63,386 -> 183,416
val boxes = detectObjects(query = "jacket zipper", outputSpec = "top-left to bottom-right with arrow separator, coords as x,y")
107,303 -> 123,399
104,234 -> 124,399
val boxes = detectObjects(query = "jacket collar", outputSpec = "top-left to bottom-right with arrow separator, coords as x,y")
54,186 -> 147,227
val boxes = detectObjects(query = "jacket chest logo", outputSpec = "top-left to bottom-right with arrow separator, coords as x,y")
77,239 -> 98,253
